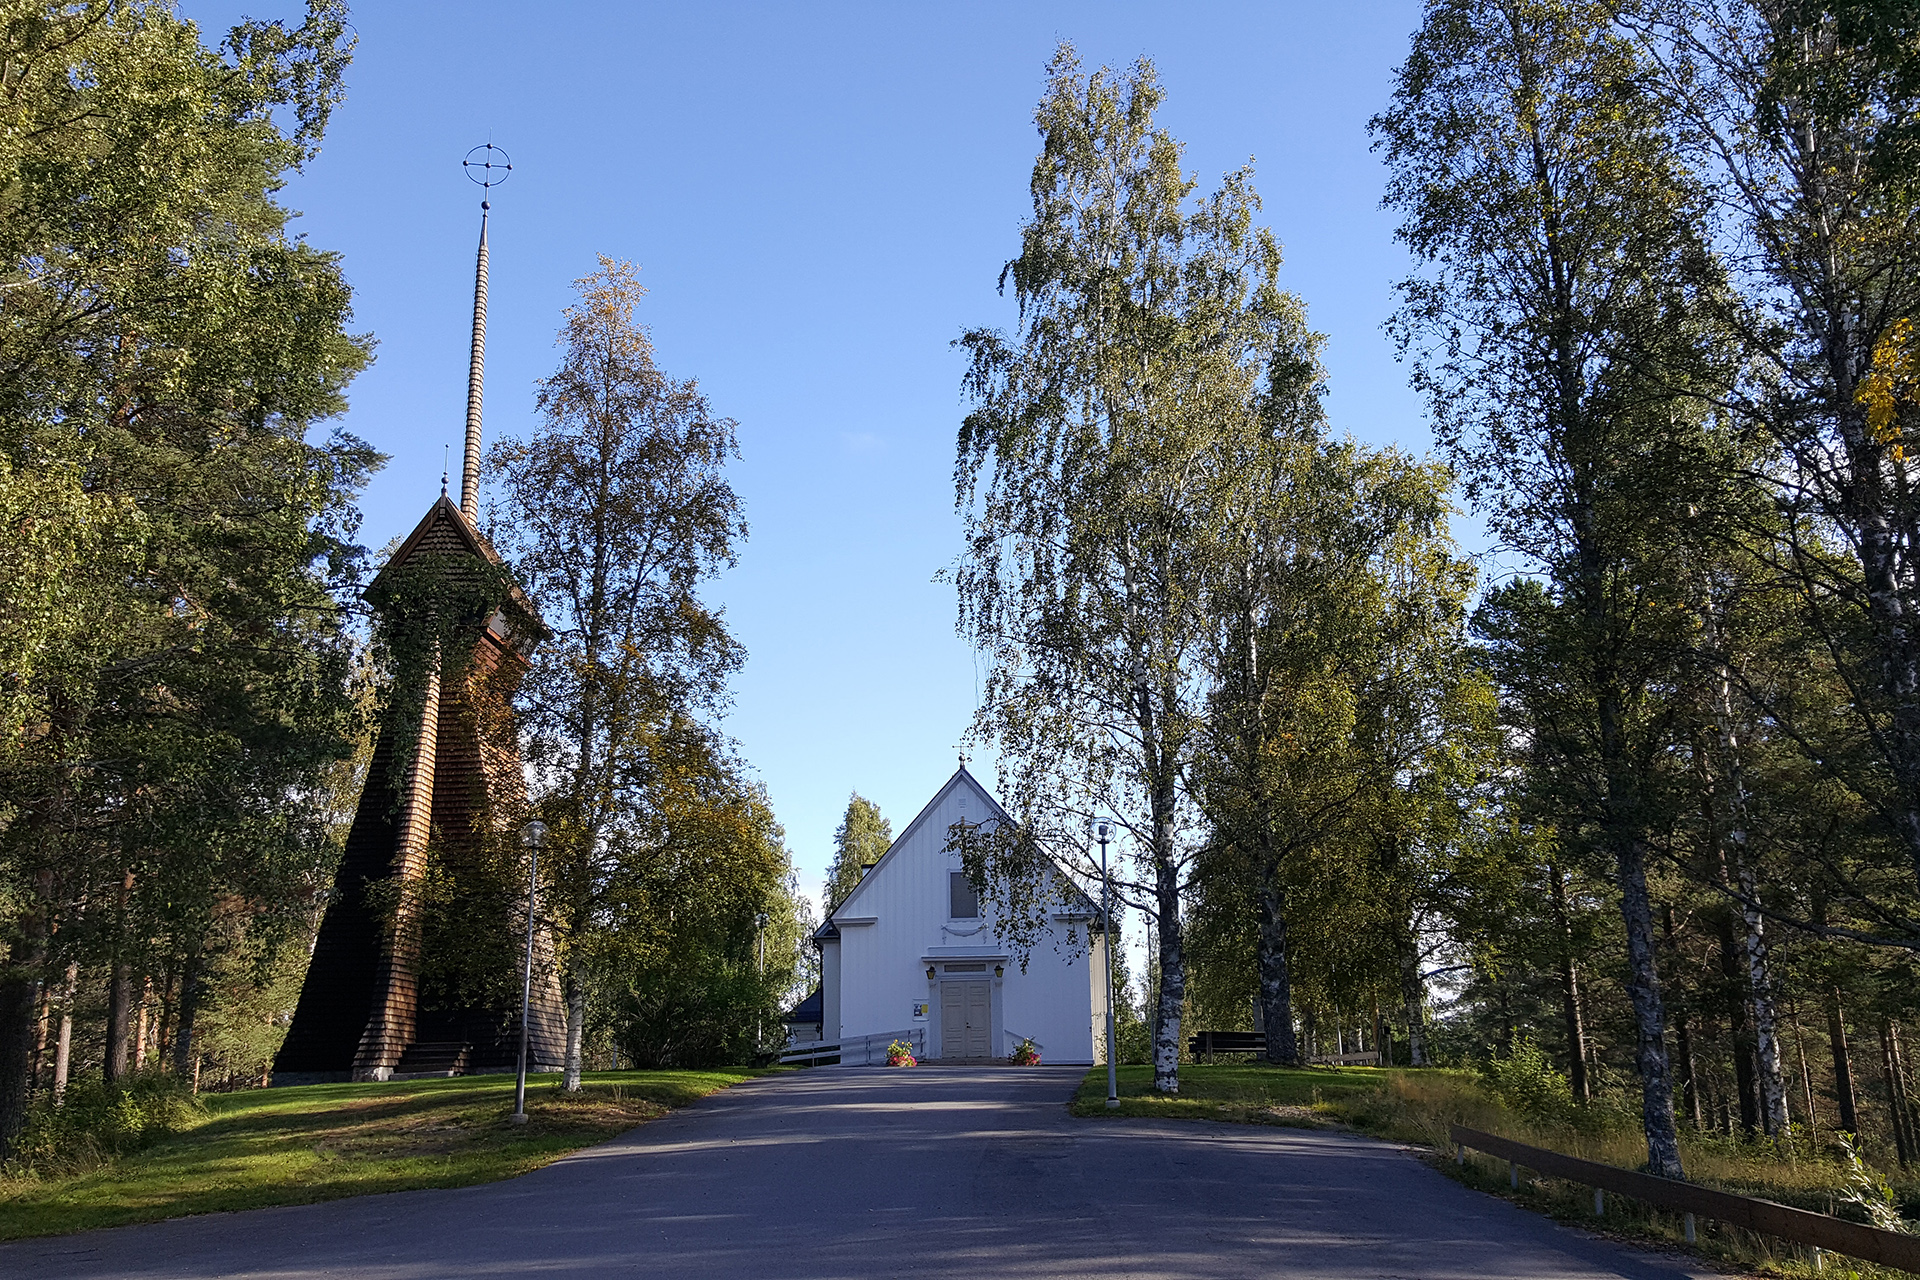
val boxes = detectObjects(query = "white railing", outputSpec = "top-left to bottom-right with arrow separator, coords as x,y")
778,1027 -> 924,1066
1004,1030 -> 1044,1059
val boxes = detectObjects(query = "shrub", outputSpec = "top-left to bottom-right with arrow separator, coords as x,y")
1478,1039 -> 1576,1125
617,956 -> 770,1068
9,1071 -> 202,1178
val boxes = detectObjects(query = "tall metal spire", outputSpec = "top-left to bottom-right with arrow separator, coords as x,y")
460,204 -> 488,518
458,143 -> 512,520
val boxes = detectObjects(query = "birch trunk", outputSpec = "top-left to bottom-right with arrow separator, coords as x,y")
1255,873 -> 1299,1066
1550,865 -> 1588,1100
1736,854 -> 1790,1136
1705,627 -> 1790,1136
1396,922 -> 1427,1067
1136,634 -> 1185,1096
1150,828 -> 1185,1093
133,977 -> 151,1070
1151,901 -> 1184,1094
31,982 -> 48,1090
52,963 -> 75,1104
1616,831 -> 1683,1178
562,964 -> 587,1092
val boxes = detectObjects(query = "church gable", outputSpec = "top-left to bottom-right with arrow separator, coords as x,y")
831,766 -> 1006,922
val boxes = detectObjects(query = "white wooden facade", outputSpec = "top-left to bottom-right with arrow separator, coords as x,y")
816,767 -> 1109,1064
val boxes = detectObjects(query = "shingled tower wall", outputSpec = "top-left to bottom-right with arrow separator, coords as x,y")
275,498 -> 567,1082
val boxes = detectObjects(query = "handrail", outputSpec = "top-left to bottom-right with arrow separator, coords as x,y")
779,1027 -> 923,1066
1451,1125 -> 1920,1272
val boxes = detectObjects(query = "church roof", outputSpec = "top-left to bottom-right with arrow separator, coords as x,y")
816,765 -> 1100,936
783,985 -> 823,1025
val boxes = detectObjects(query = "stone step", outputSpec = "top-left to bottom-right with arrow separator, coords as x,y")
392,1040 -> 471,1077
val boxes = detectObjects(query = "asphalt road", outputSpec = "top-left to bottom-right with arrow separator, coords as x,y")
1,1065 -> 1717,1280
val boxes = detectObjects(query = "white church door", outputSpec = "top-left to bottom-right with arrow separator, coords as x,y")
941,980 -> 991,1058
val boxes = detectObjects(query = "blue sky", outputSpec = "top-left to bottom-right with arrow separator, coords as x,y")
184,1 -> 1435,914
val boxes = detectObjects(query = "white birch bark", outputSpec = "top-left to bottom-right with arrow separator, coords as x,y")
1705,603 -> 1790,1136
561,969 -> 586,1093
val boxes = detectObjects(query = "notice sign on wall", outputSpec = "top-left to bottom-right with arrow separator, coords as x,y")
913,1002 -> 929,1020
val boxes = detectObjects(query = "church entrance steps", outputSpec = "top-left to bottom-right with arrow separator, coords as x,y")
392,1041 -> 472,1078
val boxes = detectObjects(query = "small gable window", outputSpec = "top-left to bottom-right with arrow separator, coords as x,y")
949,871 -> 979,919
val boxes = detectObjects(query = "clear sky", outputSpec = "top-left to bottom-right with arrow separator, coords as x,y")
183,1 -> 1435,916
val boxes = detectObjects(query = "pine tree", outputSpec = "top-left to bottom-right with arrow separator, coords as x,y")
0,1 -> 370,1157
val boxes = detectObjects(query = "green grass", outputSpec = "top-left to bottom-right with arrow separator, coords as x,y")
1074,1063 -> 1920,1278
1070,1061 -> 1390,1125
0,1068 -> 780,1241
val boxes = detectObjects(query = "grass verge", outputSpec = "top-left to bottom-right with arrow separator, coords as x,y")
1069,1061 -> 1388,1126
0,1068 -> 779,1241
1073,1063 -> 1918,1279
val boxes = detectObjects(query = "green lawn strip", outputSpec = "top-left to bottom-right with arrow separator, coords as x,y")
1071,1062 -> 1390,1126
0,1067 -> 782,1241
1074,1066 -> 1858,1277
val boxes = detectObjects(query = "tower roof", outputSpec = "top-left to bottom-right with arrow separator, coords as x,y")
368,493 -> 547,637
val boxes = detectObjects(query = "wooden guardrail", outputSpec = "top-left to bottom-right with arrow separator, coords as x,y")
1451,1125 -> 1920,1273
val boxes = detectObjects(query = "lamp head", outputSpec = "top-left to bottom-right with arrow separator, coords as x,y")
1096,821 -> 1111,842
520,819 -> 548,849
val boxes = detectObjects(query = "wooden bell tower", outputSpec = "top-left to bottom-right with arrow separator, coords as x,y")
275,157 -> 566,1082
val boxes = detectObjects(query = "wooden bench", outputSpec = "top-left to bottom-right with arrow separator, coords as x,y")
1189,1030 -> 1265,1057
1186,1031 -> 1385,1065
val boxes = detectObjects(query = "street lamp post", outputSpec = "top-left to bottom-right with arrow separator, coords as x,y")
511,818 -> 547,1126
755,911 -> 768,1049
1098,821 -> 1119,1109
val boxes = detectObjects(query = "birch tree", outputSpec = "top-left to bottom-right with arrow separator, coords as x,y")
1193,435 -> 1483,1067
487,258 -> 746,1090
953,46 -> 1306,1093
1374,0 -> 1733,1178
1623,2 -> 1920,940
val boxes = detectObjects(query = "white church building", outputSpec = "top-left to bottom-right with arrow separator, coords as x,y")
804,766 -> 1109,1064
